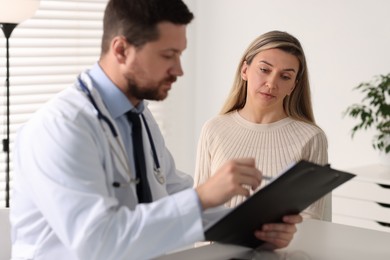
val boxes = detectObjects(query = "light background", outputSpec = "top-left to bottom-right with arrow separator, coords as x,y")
162,0 -> 390,175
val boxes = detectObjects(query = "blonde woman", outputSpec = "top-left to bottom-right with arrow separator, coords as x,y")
194,31 -> 330,220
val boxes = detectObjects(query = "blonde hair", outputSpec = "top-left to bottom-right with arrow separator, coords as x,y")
220,30 -> 315,124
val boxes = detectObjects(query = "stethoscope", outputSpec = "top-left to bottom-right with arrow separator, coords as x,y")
77,76 -> 166,187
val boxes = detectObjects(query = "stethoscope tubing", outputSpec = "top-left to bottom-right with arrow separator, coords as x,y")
140,115 -> 160,170
77,76 -> 162,186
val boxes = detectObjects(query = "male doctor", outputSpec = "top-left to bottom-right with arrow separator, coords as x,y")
10,0 -> 302,259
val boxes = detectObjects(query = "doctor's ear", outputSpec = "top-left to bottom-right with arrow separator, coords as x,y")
111,36 -> 134,63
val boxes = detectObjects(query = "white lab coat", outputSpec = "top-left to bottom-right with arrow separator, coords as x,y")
10,72 -> 212,260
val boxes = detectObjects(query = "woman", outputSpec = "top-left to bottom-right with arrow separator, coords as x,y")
194,31 -> 330,220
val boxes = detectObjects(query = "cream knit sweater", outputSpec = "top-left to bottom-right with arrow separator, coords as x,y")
194,110 -> 329,220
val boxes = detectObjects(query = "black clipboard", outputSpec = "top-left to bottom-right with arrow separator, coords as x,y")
204,160 -> 355,248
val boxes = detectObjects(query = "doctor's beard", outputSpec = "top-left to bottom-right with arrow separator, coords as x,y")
126,75 -> 177,101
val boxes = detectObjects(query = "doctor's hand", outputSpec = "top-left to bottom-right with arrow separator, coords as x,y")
195,158 -> 261,210
254,214 -> 303,249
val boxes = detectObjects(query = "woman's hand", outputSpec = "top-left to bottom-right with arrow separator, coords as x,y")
254,214 -> 303,249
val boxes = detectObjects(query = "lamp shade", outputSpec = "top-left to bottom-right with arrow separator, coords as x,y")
0,0 -> 40,24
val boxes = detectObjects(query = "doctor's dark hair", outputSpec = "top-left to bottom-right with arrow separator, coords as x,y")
101,0 -> 194,54
220,30 -> 316,125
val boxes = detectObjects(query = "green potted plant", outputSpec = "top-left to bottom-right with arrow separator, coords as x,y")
344,73 -> 390,154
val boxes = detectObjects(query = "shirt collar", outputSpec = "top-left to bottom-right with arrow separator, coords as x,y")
86,62 -> 144,118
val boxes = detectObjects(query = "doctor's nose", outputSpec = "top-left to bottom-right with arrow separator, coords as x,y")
169,60 -> 184,77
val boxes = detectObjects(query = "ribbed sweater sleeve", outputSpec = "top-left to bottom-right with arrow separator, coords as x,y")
194,111 -> 329,220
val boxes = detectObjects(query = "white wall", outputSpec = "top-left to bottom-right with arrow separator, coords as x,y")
164,0 -> 390,175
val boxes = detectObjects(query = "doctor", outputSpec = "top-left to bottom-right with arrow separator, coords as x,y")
10,0 -> 302,259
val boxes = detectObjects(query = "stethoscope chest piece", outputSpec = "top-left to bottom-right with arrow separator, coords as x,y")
154,168 -> 165,184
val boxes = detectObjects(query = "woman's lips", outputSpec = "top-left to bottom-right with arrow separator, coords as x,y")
259,92 -> 275,99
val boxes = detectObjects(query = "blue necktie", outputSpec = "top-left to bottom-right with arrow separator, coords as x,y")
126,111 -> 152,203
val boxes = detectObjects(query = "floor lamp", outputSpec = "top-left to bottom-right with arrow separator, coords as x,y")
0,0 -> 40,207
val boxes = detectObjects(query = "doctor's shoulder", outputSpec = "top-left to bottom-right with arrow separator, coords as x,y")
21,86 -> 97,133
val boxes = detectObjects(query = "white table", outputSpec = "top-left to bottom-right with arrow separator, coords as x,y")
155,219 -> 390,260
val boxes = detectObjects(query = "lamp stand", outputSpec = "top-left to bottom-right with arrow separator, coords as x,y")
1,22 -> 17,208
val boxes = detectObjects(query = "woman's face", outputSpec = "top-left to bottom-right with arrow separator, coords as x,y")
241,48 -> 299,113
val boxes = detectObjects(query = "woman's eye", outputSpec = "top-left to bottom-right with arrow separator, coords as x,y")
281,75 -> 291,80
260,68 -> 268,73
